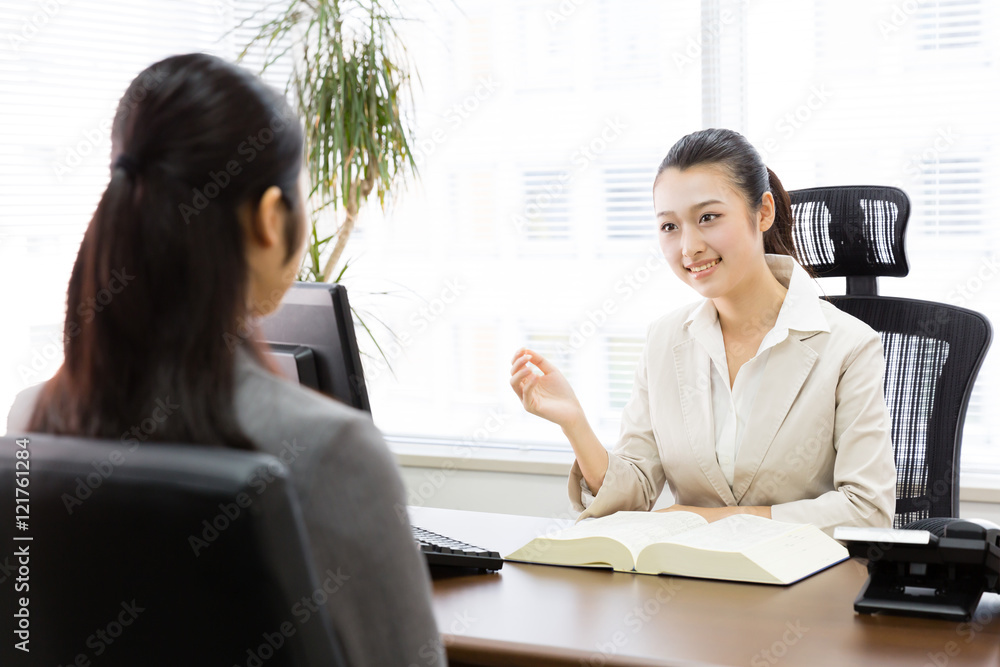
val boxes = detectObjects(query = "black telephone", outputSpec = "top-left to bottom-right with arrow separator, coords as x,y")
834,518 -> 1000,621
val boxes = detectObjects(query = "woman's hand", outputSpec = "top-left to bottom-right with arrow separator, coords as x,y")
509,348 -> 583,429
511,347 -> 610,492
656,505 -> 772,522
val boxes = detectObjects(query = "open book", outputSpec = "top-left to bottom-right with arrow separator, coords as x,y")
504,511 -> 848,585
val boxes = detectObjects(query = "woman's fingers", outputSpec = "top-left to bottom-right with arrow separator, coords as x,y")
510,347 -> 557,414
511,347 -> 540,364
509,365 -> 536,398
511,348 -> 557,375
510,353 -> 530,375
511,352 -> 546,381
526,353 -> 556,374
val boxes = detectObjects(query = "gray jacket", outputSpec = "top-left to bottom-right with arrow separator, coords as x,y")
6,348 -> 445,667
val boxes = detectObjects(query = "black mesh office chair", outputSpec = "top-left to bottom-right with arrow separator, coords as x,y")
789,185 -> 993,527
0,434 -> 346,666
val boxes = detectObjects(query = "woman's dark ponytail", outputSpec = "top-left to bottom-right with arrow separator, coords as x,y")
28,53 -> 304,449
763,166 -> 796,258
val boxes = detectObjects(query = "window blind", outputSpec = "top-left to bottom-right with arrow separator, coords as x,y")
0,0 -> 288,420
7,1 -> 996,483
747,0 -> 1000,474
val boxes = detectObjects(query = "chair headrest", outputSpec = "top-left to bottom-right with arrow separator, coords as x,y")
790,185 -> 910,281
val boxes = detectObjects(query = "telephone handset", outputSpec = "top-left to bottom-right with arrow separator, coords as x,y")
833,518 -> 1000,621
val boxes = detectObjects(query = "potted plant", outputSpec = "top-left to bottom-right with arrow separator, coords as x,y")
238,0 -> 419,364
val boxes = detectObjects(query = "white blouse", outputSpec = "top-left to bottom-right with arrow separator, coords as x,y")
684,257 -> 830,489
570,253 -> 897,533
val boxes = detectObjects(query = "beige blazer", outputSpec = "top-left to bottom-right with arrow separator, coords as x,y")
569,270 -> 897,535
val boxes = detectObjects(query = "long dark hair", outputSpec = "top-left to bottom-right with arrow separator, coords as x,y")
28,53 -> 305,449
656,128 -> 799,262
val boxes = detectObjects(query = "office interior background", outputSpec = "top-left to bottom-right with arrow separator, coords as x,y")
1,0 -> 999,518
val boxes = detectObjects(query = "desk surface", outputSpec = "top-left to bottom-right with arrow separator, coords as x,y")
410,506 -> 1000,667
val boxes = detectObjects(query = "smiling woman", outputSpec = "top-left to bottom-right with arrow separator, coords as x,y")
652,131 -> 798,388
511,128 -> 898,536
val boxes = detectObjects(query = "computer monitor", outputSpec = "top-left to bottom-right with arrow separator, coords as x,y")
266,343 -> 321,392
258,282 -> 371,413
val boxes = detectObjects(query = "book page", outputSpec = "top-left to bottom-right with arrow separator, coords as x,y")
560,511 -> 707,561
665,514 -> 798,551
635,515 -> 847,584
743,527 -> 849,583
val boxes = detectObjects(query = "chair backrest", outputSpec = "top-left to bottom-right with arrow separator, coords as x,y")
790,185 -> 910,295
824,296 -> 991,526
790,186 -> 993,527
0,434 -> 347,667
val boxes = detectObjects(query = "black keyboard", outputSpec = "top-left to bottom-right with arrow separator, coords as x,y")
412,525 -> 503,571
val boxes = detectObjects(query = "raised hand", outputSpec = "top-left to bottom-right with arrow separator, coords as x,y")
509,348 -> 584,429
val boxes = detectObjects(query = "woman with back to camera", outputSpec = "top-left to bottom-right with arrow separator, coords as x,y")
5,53 -> 444,666
509,128 -> 897,535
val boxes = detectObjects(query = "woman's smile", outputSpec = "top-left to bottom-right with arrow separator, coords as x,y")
687,258 -> 721,278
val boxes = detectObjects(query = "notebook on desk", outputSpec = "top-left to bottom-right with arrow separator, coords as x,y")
260,283 -> 503,572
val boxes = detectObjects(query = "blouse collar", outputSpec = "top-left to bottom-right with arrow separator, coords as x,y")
683,254 -> 830,340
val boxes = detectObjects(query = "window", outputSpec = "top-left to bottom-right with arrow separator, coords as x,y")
0,0 -> 289,422
603,165 -> 659,243
453,324 -> 501,403
914,155 -> 984,237
448,169 -> 499,254
0,1 -> 219,412
514,1 -> 574,92
523,330 -> 576,389
361,1 -> 698,453
700,0 -> 748,128
605,335 -> 645,412
516,169 -> 573,245
915,0 -> 983,50
3,1 -> 998,484
747,0 -> 1000,476
595,0 -> 663,88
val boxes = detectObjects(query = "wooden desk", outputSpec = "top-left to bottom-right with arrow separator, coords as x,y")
410,506 -> 1000,667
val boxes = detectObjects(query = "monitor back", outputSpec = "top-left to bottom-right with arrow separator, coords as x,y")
259,282 -> 370,413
